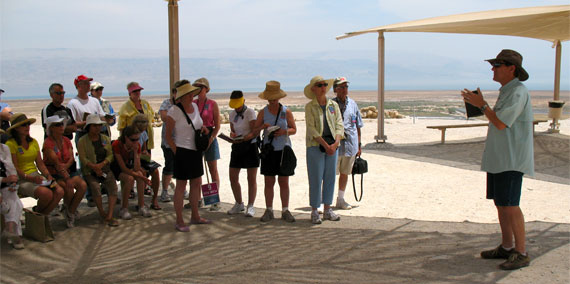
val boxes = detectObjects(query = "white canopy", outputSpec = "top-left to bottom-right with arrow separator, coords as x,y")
337,5 -> 570,141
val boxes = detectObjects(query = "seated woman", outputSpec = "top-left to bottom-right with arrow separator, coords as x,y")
6,113 -> 63,215
0,129 -> 24,249
112,125 -> 152,220
77,114 -> 119,226
42,116 -> 86,228
131,114 -> 161,210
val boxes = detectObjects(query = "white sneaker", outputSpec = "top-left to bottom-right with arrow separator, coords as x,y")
120,208 -> 132,220
245,205 -> 255,217
139,206 -> 152,218
160,190 -> 171,202
227,203 -> 244,215
324,208 -> 340,221
311,210 -> 322,224
336,198 -> 352,210
184,190 -> 189,199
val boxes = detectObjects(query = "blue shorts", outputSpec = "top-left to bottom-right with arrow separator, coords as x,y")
486,171 -> 523,206
204,138 -> 220,161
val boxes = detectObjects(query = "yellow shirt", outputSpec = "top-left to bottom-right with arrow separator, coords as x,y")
6,138 -> 40,174
304,98 -> 344,147
117,99 -> 155,149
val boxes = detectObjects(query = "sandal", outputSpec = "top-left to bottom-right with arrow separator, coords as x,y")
190,218 -> 212,225
175,223 -> 190,232
183,203 -> 192,209
104,218 -> 120,227
150,204 -> 162,210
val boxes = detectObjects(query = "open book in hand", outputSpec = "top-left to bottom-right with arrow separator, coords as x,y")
218,133 -> 244,143
267,126 -> 280,134
465,102 -> 483,118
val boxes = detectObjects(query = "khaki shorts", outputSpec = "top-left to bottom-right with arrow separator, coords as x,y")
85,173 -> 119,197
336,155 -> 356,175
17,172 -> 45,198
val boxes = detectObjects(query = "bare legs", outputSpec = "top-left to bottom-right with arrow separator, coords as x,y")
264,175 -> 289,208
34,186 -> 64,215
497,206 -> 526,253
174,177 -> 203,225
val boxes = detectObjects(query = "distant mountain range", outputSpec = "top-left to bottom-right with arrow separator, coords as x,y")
0,48 -> 565,98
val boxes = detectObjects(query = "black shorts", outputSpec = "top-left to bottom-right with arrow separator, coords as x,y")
260,150 -> 294,177
230,142 -> 260,169
161,146 -> 175,175
174,147 -> 203,180
486,171 -> 523,206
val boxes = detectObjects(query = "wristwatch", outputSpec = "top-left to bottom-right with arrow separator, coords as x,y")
480,104 -> 490,112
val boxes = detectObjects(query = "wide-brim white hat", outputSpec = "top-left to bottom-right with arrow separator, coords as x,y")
304,75 -> 334,100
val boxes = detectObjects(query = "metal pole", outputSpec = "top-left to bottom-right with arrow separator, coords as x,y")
375,31 -> 387,143
168,0 -> 180,93
549,40 -> 562,133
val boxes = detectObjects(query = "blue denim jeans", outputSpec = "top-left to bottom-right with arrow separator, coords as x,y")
306,146 -> 338,208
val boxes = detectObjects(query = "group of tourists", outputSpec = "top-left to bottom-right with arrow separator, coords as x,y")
0,48 -> 532,271
0,74 -> 364,246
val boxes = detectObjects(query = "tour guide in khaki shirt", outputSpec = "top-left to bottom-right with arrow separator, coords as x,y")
461,49 -> 533,270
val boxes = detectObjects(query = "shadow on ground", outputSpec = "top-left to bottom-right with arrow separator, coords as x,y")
365,133 -> 569,184
1,203 -> 569,284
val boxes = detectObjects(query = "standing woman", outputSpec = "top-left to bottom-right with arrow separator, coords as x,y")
166,81 -> 211,232
226,91 -> 259,217
77,114 -> 119,226
253,81 -> 297,223
117,82 -> 155,150
192,78 -> 221,211
158,80 -> 190,203
304,76 -> 344,224
42,115 -> 87,228
6,113 -> 64,215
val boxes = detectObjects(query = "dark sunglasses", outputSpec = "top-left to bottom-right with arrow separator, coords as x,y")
315,83 -> 328,88
131,90 -> 141,93
20,123 -> 31,127
491,61 -> 512,68
336,85 -> 348,89
53,91 -> 65,96
128,137 -> 139,142
52,122 -> 64,127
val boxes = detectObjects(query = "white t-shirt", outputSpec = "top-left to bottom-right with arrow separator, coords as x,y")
229,107 -> 256,143
67,95 -> 105,122
167,103 -> 203,150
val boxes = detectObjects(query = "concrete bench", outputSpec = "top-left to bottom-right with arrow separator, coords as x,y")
427,119 -> 547,143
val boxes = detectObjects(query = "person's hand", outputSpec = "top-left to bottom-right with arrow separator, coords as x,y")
32,175 -> 44,184
262,123 -> 270,129
201,126 -> 210,135
273,129 -> 286,137
3,175 -> 17,184
461,87 -> 486,108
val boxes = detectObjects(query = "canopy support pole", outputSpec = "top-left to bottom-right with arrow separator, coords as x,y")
168,0 -> 180,94
375,32 -> 387,143
549,40 -> 562,133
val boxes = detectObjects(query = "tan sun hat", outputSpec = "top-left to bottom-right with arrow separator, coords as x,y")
192,77 -> 210,91
258,81 -> 287,100
304,75 -> 334,100
175,83 -> 201,100
7,113 -> 36,133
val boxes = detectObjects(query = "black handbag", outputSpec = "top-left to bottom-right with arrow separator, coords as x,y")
352,156 -> 368,202
176,103 -> 210,152
280,145 -> 296,175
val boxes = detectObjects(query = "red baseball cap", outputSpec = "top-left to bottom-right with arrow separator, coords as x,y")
74,75 -> 93,87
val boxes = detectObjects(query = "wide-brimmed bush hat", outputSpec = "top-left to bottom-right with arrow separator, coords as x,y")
175,83 -> 201,101
485,49 -> 529,81
304,75 -> 334,99
258,81 -> 287,100
7,113 -> 36,133
192,77 -> 210,91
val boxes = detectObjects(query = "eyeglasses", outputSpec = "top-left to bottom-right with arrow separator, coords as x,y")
315,83 -> 328,88
128,137 -> 139,142
131,90 -> 141,94
53,91 -> 65,96
52,122 -> 64,127
336,86 -> 348,90
491,61 -> 512,68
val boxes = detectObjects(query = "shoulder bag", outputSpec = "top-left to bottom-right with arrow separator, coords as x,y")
176,103 -> 209,152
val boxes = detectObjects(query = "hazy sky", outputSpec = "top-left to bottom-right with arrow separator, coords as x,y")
1,0 -> 569,94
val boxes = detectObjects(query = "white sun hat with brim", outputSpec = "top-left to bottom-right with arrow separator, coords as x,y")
304,75 -> 334,100
45,115 -> 66,136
